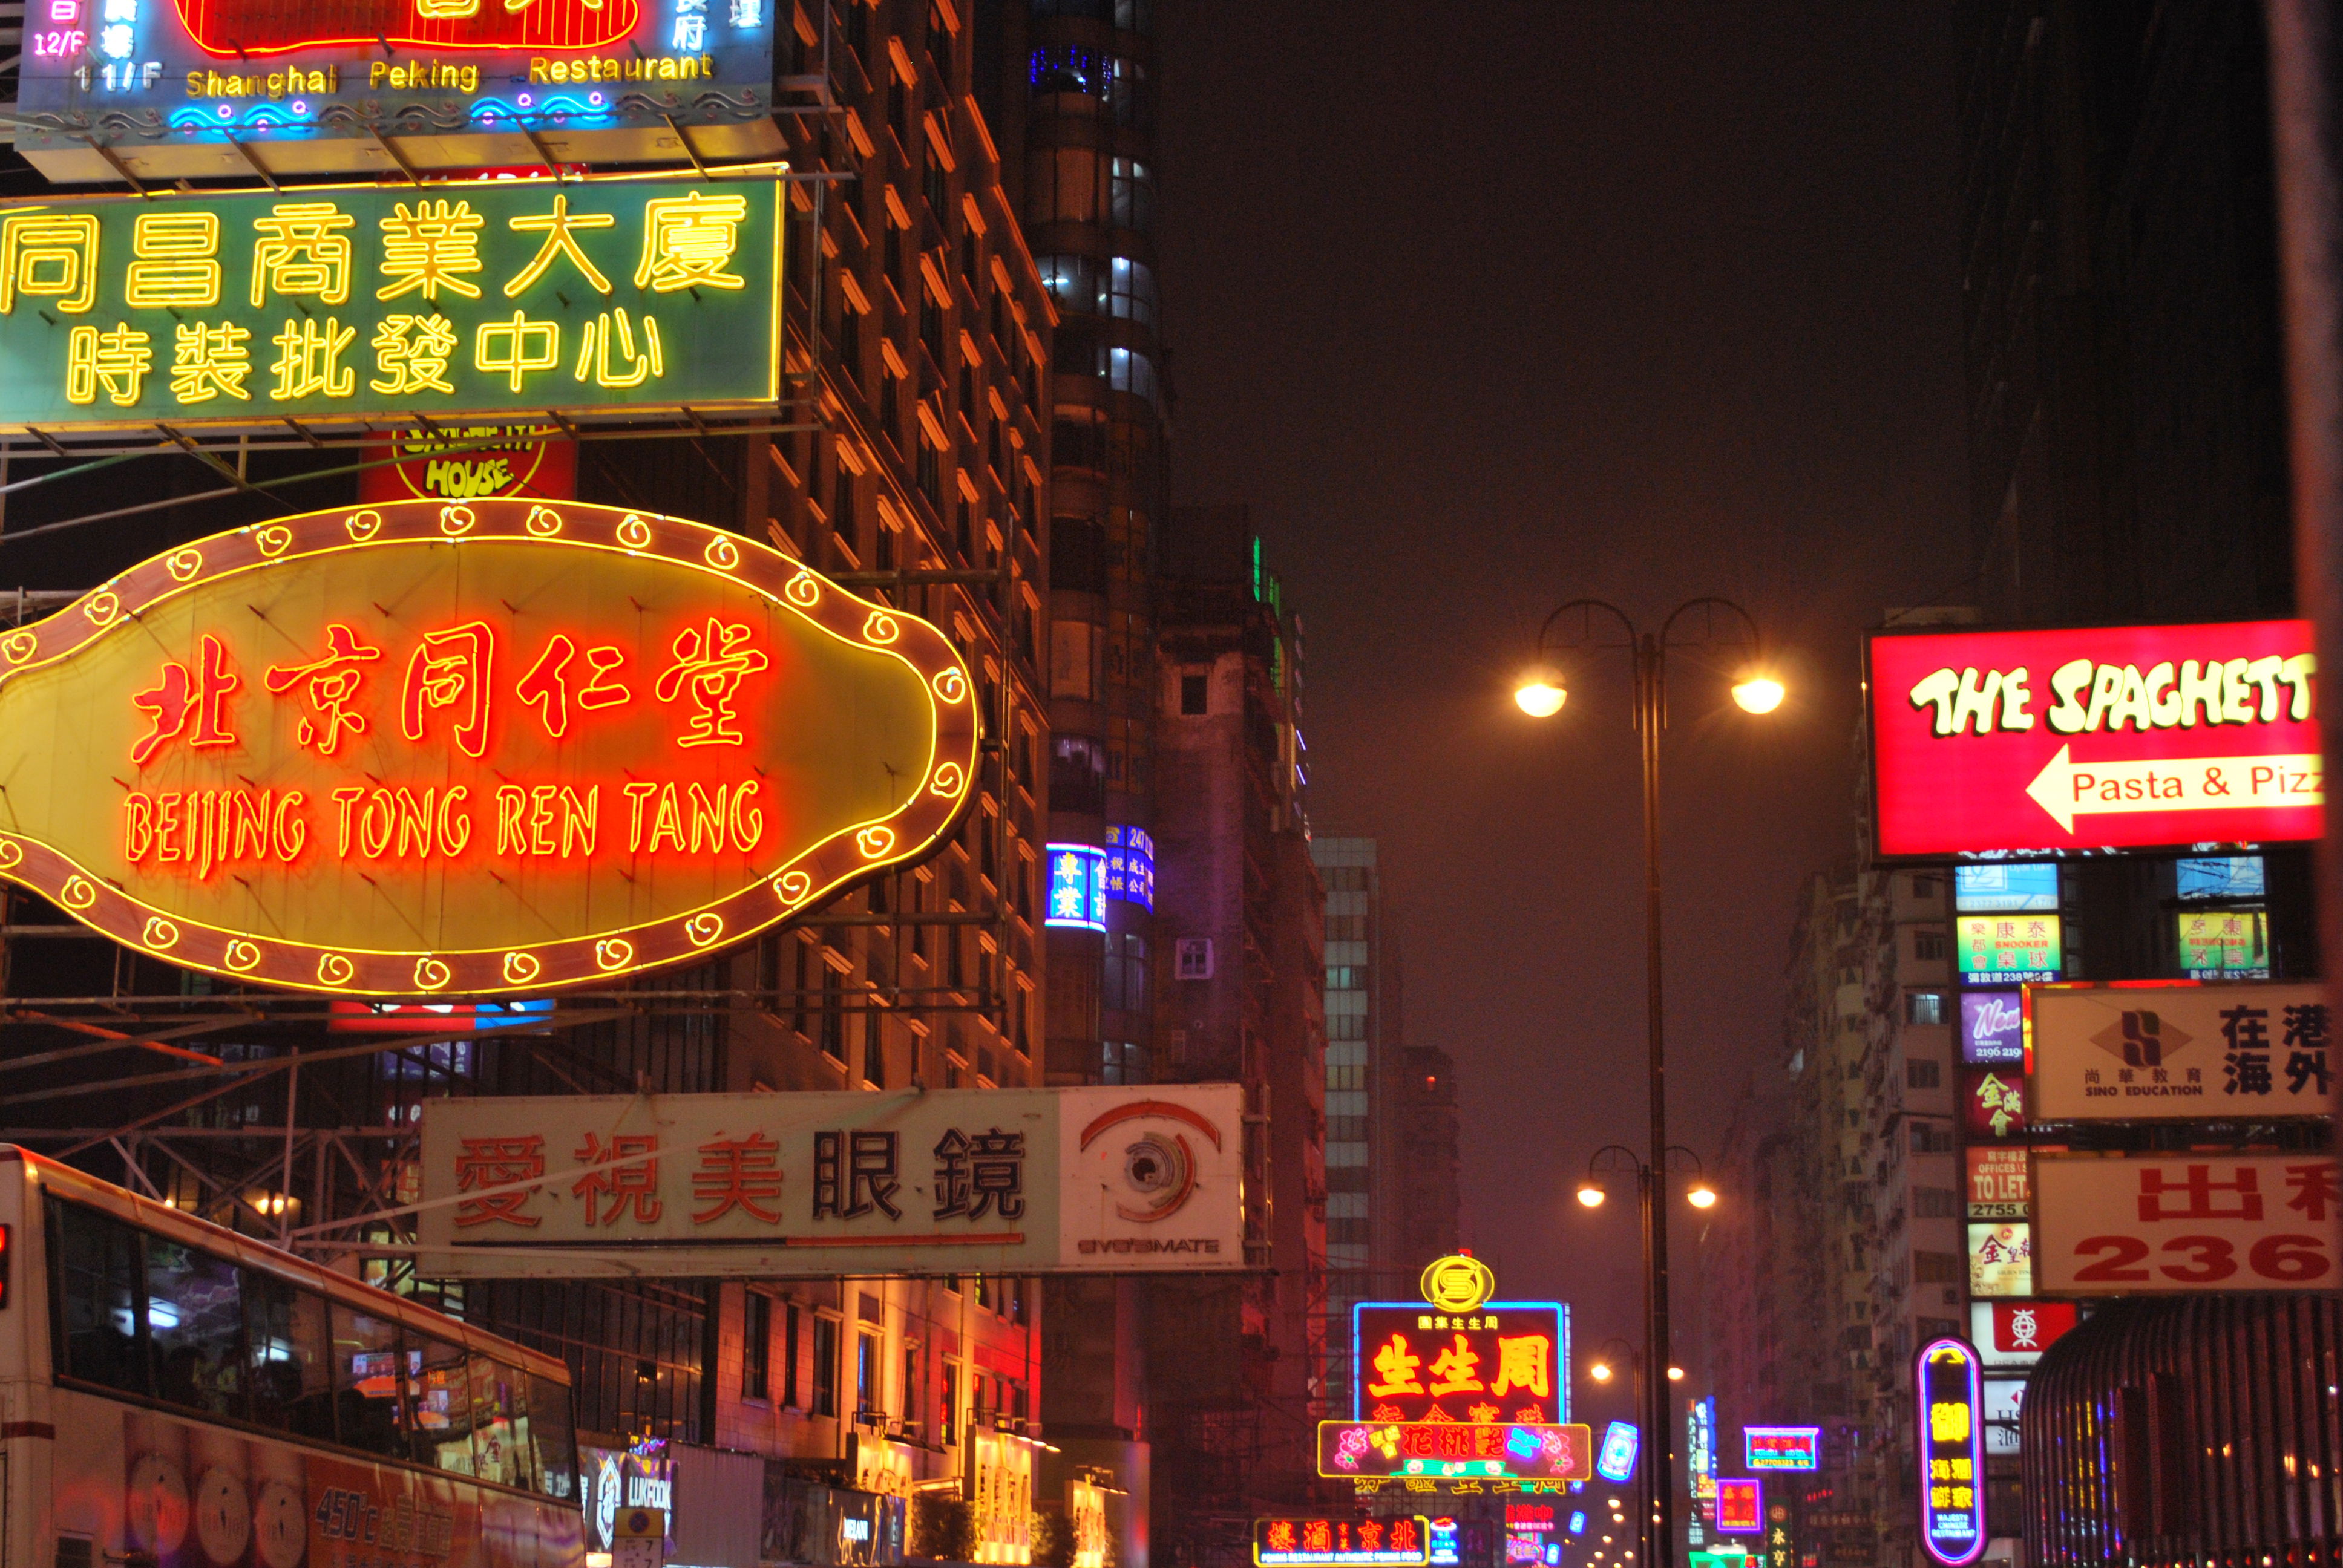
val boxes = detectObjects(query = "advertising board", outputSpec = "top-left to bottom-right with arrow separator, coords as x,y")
1742,1428 -> 1820,1471
1046,844 -> 1108,932
1256,1518 -> 1430,1567
2031,1154 -> 2338,1294
1965,1146 -> 2029,1219
2027,981 -> 2330,1121
0,497 -> 972,996
2175,908 -> 2270,978
1955,913 -> 2062,984
1967,1223 -> 2033,1297
1353,1302 -> 1567,1422
1964,1071 -> 2027,1140
359,425 -> 578,504
415,1085 -> 1248,1276
1594,1421 -> 1639,1483
0,174 -> 783,431
1867,621 -> 2322,858
1969,1300 -> 2078,1368
1914,1339 -> 1985,1567
1316,1422 -> 1593,1484
1712,1480 -> 1761,1537
15,0 -> 779,181
1959,991 -> 2024,1067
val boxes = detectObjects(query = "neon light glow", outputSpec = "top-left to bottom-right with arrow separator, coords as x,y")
1105,824 -> 1155,909
1316,1422 -> 1594,1483
1046,844 -> 1107,932
1253,1518 -> 1429,1567
1915,1339 -> 1987,1566
1712,1480 -> 1761,1537
1742,1426 -> 1820,1471
0,498 -> 980,996
1594,1421 -> 1638,1484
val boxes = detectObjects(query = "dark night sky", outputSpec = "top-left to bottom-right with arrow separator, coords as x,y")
1152,2 -> 1971,1411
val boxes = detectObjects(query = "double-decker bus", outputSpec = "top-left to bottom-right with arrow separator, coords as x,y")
0,1148 -> 582,1568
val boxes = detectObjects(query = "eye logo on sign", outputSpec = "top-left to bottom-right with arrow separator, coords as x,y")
1078,1099 -> 1224,1222
1420,1253 -> 1497,1314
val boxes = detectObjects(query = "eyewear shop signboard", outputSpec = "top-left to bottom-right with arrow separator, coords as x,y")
2028,981 -> 2332,1120
0,500 -> 975,996
14,0 -> 779,181
416,1085 -> 1247,1276
0,174 -> 782,431
1867,620 -> 2322,858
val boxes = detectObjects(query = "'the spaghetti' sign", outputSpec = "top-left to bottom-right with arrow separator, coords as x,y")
0,497 -> 977,995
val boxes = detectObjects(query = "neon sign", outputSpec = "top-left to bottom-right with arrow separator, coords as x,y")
0,497 -> 979,996
1317,1422 -> 1593,1483
1253,1518 -> 1429,1567
1045,844 -> 1107,932
0,174 -> 782,432
1915,1339 -> 1987,1566
16,0 -> 777,182
1594,1420 -> 1639,1483
1105,824 -> 1154,909
1713,1480 -> 1761,1536
1742,1428 -> 1820,1471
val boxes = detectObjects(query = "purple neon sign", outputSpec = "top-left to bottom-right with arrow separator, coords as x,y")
1915,1338 -> 1987,1566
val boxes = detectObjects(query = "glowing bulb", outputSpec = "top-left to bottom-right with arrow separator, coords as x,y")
1589,1362 -> 1613,1383
1576,1184 -> 1606,1209
1686,1183 -> 1718,1209
1731,676 -> 1785,715
1666,1365 -> 1685,1381
1516,679 -> 1567,717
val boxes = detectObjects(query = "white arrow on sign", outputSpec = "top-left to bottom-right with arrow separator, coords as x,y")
2025,744 -> 2323,832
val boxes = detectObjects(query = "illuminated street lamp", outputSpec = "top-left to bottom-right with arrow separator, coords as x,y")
1521,596 -> 1780,1568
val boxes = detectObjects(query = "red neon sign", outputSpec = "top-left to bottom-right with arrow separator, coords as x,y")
0,498 -> 978,996
170,0 -> 641,57
1867,621 -> 2322,858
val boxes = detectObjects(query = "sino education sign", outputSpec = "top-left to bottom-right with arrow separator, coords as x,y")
0,174 -> 781,430
2027,981 -> 2331,1120
1867,621 -> 2322,858
416,1086 -> 1247,1276
14,0 -> 778,180
0,498 -> 977,996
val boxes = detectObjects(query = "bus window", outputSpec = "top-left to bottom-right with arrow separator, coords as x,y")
50,1201 -> 144,1397
468,1357 -> 531,1489
146,1238 -> 246,1420
409,1331 -> 476,1472
527,1370 -> 578,1500
331,1303 -> 409,1459
244,1272 -> 335,1444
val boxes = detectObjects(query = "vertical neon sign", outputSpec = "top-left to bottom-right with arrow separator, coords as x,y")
1915,1338 -> 1987,1566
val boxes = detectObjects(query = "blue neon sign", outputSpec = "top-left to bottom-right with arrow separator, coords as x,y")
1045,844 -> 1107,932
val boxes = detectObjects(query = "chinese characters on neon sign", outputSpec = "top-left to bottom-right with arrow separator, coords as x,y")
1351,1302 -> 1567,1424
1045,844 -> 1107,932
1915,1339 -> 1986,1566
1106,825 -> 1155,910
1253,1518 -> 1429,1567
0,178 -> 782,428
1742,1428 -> 1820,1471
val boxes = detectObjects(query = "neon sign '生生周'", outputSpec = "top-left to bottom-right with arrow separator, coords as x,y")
0,498 -> 980,996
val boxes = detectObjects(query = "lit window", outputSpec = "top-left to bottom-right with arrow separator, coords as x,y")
1107,256 -> 1156,326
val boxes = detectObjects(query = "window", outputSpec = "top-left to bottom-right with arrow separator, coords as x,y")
1028,42 -> 1104,95
864,1011 -> 886,1087
821,961 -> 845,1060
406,1331 -> 474,1471
1913,1251 -> 1962,1284
1106,256 -> 1156,325
784,1304 -> 802,1408
1103,934 -> 1147,1013
832,462 -> 856,543
526,1371 -> 576,1497
1906,1059 -> 1941,1089
1052,734 -> 1107,814
856,1331 -> 880,1417
1100,1040 -> 1145,1083
812,1317 -> 840,1416
745,1292 -> 772,1401
903,1343 -> 922,1426
145,1237 -> 246,1420
468,1356 -> 534,1490
52,1200 -> 146,1397
1911,874 -> 1939,899
1909,1122 -> 1955,1154
1109,157 -> 1153,229
1914,929 -> 1947,961
1180,673 -> 1207,714
244,1271 -> 335,1443
1326,965 -> 1370,991
331,1302 -> 409,1459
1037,253 -> 1102,315
1103,56 -> 1148,127
1913,1188 -> 1959,1219
1905,990 -> 1949,1025
942,1363 -> 958,1445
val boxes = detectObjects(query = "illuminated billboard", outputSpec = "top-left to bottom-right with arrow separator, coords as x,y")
0,497 -> 978,996
1317,1422 -> 1593,1483
1915,1339 -> 1985,1566
0,174 -> 783,431
1353,1301 -> 1567,1423
1712,1480 -> 1760,1536
1106,825 -> 1155,910
2032,1154 -> 2338,1294
1255,1519 -> 1429,1567
15,0 -> 779,181
1742,1428 -> 1819,1471
1867,621 -> 2322,858
2027,981 -> 2330,1121
1955,913 -> 2062,984
1594,1420 -> 1638,1483
1046,845 -> 1107,932
1960,990 -> 2024,1066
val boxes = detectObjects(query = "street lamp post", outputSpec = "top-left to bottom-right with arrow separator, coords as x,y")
1520,599 -> 1778,1568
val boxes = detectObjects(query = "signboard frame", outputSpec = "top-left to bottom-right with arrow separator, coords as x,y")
2025,979 -> 2332,1122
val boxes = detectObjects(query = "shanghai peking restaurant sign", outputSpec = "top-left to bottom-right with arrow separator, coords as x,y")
1867,621 -> 2322,858
0,497 -> 978,995
0,174 -> 781,430
13,0 -> 778,181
